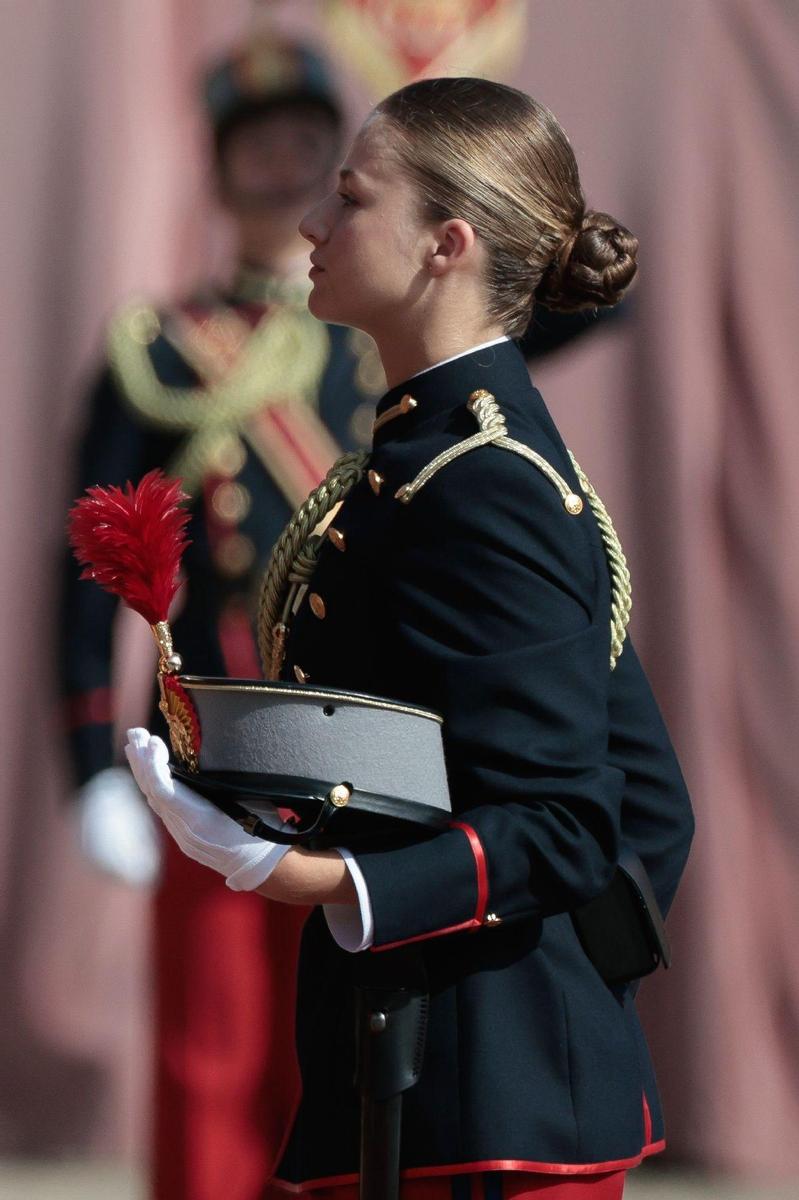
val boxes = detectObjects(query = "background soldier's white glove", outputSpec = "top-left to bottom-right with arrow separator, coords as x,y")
124,728 -> 291,891
76,766 -> 163,887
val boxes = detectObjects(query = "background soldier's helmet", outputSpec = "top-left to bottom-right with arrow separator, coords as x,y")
204,35 -> 343,152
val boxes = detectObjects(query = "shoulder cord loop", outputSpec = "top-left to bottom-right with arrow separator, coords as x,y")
257,450 -> 369,679
566,451 -> 632,670
395,390 -> 584,514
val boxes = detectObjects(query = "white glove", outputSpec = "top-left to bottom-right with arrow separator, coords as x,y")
76,766 -> 163,887
124,728 -> 291,891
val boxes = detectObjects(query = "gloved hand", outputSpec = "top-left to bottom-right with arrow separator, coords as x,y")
124,728 -> 291,891
76,766 -> 163,887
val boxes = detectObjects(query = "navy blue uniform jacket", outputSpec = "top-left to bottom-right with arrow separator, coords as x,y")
275,338 -> 694,1189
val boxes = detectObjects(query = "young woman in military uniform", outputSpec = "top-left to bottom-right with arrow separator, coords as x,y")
127,77 -> 694,1199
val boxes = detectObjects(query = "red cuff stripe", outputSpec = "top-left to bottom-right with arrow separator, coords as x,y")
64,687 -> 114,731
450,819 -> 489,923
371,821 -> 489,952
371,918 -> 482,953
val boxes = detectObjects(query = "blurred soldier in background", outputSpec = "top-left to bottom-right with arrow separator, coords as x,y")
60,35 -> 383,1200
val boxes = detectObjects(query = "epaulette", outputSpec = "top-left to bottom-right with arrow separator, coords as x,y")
393,388 -> 585,515
392,389 -> 631,669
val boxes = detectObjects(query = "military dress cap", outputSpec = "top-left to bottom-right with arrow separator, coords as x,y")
204,34 -> 343,144
170,676 -> 452,847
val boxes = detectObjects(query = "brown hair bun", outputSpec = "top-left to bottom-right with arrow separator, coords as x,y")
535,211 -> 638,313
376,79 -> 639,332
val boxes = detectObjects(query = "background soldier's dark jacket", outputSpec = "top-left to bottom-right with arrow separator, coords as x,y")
276,338 -> 694,1186
61,301 -> 376,785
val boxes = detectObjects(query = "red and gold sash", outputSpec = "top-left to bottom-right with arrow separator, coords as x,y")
164,300 -> 344,510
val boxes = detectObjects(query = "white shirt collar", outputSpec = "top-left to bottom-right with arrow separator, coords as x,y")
408,335 -> 510,381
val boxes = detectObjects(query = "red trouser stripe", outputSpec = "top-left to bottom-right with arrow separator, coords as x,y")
266,1167 -> 628,1197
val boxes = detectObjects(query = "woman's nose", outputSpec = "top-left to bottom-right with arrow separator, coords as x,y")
299,200 -> 327,245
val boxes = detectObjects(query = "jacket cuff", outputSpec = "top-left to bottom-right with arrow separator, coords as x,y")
354,820 -> 491,952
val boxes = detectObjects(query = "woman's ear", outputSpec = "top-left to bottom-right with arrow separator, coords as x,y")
428,218 -> 477,276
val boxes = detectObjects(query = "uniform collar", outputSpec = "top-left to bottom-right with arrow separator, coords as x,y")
372,336 -> 532,446
407,334 -> 510,379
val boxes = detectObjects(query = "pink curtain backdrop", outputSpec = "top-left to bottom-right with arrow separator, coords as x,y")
1,0 -> 797,1179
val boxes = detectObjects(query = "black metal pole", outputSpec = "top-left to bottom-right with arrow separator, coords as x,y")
360,1093 -> 402,1200
355,988 -> 428,1200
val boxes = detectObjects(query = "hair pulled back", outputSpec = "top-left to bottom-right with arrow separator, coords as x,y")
375,77 -> 638,336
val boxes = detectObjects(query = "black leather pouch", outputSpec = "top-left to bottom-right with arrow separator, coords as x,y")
571,848 -> 671,985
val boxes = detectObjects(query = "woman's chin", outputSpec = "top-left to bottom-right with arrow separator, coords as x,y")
307,286 -> 333,321
308,286 -> 350,327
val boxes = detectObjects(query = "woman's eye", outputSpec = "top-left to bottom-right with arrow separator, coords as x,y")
338,192 -> 356,207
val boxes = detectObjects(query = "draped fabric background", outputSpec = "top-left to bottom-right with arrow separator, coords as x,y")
1,0 -> 797,1179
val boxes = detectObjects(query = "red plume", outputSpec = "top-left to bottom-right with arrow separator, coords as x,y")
68,470 -> 191,625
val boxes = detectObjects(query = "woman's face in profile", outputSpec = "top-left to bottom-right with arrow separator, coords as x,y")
299,116 -> 430,336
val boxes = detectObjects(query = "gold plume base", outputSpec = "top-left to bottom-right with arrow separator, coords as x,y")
151,621 -> 200,772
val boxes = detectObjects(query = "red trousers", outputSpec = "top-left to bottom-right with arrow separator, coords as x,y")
152,838 -> 307,1200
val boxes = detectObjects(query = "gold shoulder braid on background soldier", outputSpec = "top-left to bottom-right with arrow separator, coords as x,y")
107,299 -> 330,494
258,390 -> 632,679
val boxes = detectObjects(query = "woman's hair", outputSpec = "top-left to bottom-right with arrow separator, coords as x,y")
375,77 -> 638,336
